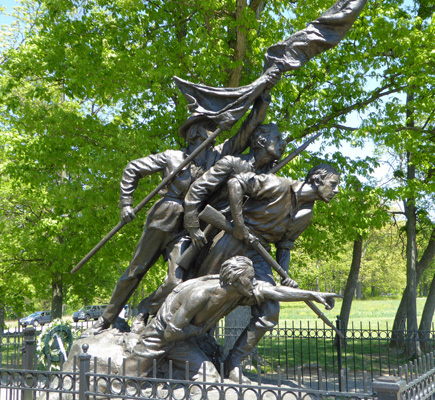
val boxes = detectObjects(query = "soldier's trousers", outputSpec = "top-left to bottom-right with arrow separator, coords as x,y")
102,227 -> 189,324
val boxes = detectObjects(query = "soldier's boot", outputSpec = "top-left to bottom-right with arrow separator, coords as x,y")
224,355 -> 251,384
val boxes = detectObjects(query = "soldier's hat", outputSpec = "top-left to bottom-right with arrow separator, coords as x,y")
178,115 -> 218,139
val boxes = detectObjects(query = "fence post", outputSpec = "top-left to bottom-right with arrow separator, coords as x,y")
79,344 -> 91,400
22,326 -> 36,400
372,376 -> 406,400
336,317 -> 343,392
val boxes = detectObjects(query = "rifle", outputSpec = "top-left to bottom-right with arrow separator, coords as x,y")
269,131 -> 323,174
198,204 -> 344,339
71,127 -> 223,274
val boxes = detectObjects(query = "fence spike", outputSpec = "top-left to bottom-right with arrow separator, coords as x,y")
409,361 -> 414,381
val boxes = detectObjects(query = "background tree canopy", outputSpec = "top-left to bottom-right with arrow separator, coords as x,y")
0,0 -> 434,341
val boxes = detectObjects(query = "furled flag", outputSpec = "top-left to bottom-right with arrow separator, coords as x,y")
264,0 -> 368,72
175,74 -> 270,136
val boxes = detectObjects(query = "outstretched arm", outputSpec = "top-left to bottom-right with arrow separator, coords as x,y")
262,285 -> 339,310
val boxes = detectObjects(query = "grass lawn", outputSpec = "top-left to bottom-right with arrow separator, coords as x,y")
278,297 -> 427,329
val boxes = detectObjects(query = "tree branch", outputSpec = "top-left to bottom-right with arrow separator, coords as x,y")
285,81 -> 407,143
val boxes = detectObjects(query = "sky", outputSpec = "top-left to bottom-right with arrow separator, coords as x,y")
0,0 -> 17,25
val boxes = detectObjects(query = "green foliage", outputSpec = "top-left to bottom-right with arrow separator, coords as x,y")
0,0 -> 434,318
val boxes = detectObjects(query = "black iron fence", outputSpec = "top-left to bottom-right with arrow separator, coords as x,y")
2,320 -> 435,399
1,336 -> 376,400
215,319 -> 435,393
0,326 -> 24,369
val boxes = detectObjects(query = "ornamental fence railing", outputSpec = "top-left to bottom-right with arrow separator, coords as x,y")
2,320 -> 435,399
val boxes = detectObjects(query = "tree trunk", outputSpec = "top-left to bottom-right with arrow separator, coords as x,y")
338,235 -> 363,345
0,303 -> 4,333
418,226 -> 435,350
228,0 -> 248,87
404,147 -> 421,357
391,288 -> 408,346
51,274 -> 63,320
418,272 -> 435,351
316,260 -> 320,291
356,281 -> 363,299
391,246 -> 432,346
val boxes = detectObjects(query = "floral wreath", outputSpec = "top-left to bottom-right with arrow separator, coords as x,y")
36,318 -> 80,369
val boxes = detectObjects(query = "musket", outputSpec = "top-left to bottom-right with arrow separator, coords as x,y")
269,131 -> 323,174
177,130 -> 324,269
198,204 -> 344,339
71,126 -> 223,274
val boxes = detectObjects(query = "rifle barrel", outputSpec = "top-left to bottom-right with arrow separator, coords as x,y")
269,131 -> 323,174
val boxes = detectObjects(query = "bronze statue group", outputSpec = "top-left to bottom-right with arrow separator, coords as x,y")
77,0 -> 368,384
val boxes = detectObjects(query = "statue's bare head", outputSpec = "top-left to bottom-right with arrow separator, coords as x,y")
251,123 -> 285,161
306,164 -> 340,203
220,256 -> 255,297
